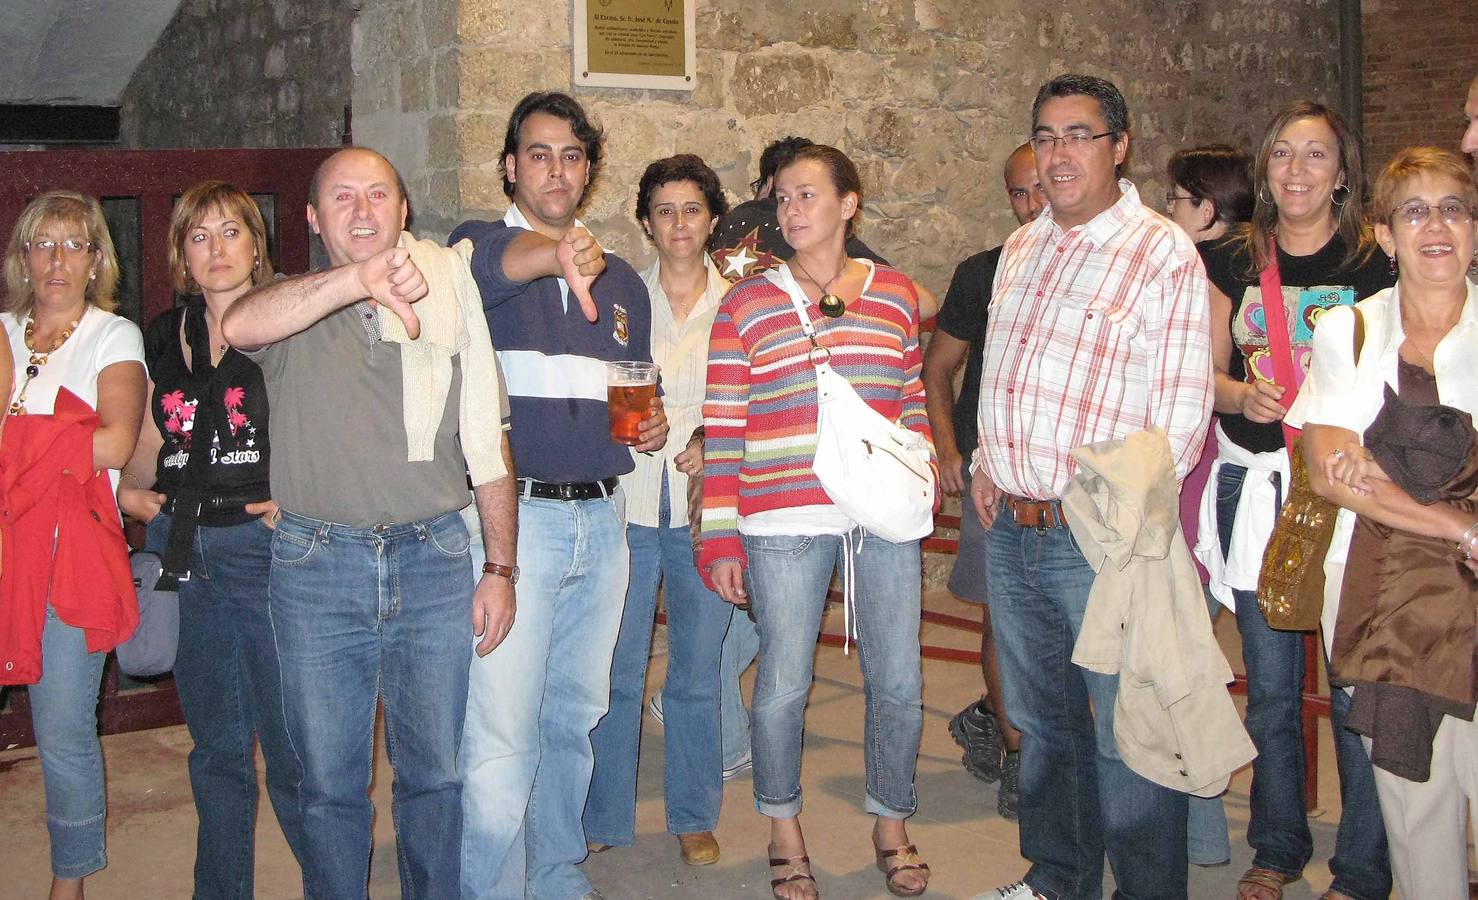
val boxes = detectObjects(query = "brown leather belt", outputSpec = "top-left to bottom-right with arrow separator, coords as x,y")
1004,494 -> 1066,530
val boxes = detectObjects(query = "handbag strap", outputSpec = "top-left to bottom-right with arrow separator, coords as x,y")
1257,237 -> 1303,455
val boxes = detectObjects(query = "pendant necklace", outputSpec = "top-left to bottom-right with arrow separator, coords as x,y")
10,315 -> 81,415
791,256 -> 850,318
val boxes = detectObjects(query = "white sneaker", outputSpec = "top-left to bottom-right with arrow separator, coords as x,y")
721,749 -> 752,781
647,693 -> 665,726
972,882 -> 1046,900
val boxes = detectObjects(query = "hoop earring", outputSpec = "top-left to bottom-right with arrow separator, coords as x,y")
1258,184 -> 1274,205
1331,185 -> 1350,208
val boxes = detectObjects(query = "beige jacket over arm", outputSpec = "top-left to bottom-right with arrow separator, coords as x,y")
1062,428 -> 1255,797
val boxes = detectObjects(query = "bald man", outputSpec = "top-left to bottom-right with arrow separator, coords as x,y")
921,142 -> 1043,821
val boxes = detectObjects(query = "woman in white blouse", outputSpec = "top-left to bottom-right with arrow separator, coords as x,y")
1291,145 -> 1478,900
585,154 -> 736,865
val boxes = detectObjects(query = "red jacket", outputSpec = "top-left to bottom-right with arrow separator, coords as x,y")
0,388 -> 139,685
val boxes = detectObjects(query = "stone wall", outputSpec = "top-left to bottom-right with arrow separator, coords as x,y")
1361,0 -> 1478,173
354,0 -> 1346,286
118,0 -> 349,150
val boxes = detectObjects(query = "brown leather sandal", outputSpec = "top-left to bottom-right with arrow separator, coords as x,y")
1237,866 -> 1298,900
875,843 -> 930,897
769,852 -> 818,900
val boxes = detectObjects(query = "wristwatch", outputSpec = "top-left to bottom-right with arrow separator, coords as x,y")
482,561 -> 520,584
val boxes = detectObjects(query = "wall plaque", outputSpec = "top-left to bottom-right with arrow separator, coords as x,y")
574,0 -> 696,91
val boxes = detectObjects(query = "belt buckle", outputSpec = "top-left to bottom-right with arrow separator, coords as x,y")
557,482 -> 577,501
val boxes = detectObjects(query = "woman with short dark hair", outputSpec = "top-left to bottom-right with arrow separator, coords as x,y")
584,154 -> 735,866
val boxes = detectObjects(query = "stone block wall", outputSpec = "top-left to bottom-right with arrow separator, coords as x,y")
118,0 -> 350,149
1361,0 -> 1478,173
355,0 -> 1345,286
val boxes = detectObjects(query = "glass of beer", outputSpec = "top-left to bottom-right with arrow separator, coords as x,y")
607,361 -> 659,446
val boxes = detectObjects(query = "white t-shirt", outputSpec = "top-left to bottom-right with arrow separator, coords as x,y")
4,306 -> 145,415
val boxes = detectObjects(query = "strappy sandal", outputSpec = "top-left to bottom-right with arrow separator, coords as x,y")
769,851 -> 819,900
875,843 -> 930,897
1237,866 -> 1298,900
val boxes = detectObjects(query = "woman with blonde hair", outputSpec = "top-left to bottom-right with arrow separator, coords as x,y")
3,190 -> 146,900
117,180 -> 305,896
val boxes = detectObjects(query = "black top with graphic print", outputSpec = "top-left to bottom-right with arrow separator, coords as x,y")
1202,233 -> 1393,454
144,299 -> 271,526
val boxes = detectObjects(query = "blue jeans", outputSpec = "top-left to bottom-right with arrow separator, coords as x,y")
268,509 -> 473,900
743,528 -> 923,819
29,606 -> 107,879
720,606 -> 759,769
1215,465 -> 1389,899
146,513 -> 307,899
985,506 -> 1187,900
460,493 -> 628,900
586,474 -> 733,843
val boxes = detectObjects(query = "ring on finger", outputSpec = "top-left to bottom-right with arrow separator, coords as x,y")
1333,448 -> 1345,461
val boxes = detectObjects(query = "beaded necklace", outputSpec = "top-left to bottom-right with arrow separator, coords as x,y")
9,315 -> 81,415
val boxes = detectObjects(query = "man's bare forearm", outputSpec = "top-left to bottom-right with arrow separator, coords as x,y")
472,439 -> 518,567
499,230 -> 564,285
223,264 -> 366,350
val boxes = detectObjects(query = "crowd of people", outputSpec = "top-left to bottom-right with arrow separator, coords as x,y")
2,70 -> 1477,900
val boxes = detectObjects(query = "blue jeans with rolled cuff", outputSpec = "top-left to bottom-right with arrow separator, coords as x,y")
742,527 -> 923,820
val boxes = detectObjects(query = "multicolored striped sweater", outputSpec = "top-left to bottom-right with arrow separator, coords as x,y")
698,262 -> 932,578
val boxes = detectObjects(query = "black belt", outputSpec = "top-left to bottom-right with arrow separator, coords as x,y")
518,477 -> 618,501
162,491 -> 268,517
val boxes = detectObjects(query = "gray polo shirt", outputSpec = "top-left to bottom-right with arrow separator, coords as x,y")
249,301 -> 473,527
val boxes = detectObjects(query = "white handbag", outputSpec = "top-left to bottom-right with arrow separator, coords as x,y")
770,267 -> 935,543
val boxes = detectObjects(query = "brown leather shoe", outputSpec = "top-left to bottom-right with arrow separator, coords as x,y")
677,831 -> 720,866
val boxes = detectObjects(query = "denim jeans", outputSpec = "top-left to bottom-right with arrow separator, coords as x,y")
985,506 -> 1188,900
720,606 -> 759,769
743,528 -> 923,819
146,513 -> 307,899
1215,464 -> 1389,899
460,492 -> 628,900
29,606 -> 107,879
586,474 -> 732,843
268,509 -> 473,900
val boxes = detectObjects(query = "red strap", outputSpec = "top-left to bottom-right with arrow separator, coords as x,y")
1256,236 -> 1301,455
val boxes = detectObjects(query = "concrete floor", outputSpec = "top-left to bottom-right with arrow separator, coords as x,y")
0,588 -> 1367,899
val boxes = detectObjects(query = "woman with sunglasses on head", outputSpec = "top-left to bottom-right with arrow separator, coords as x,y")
1293,146 -> 1478,900
116,181 -> 306,897
2,190 -> 146,900
699,144 -> 934,899
1193,102 -> 1393,900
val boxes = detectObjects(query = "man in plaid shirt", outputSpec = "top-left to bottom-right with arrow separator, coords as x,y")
970,74 -> 1213,900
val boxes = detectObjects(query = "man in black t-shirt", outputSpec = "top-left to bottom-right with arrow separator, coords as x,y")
921,141 -> 1043,820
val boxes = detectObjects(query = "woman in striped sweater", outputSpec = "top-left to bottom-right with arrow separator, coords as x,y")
699,145 -> 934,899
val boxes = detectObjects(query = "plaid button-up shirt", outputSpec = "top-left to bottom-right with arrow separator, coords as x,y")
974,181 -> 1213,500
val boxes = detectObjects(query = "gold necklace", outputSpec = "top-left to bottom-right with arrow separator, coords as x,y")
791,256 -> 850,317
10,315 -> 81,415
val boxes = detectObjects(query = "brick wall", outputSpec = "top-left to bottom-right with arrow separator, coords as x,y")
1362,0 -> 1478,173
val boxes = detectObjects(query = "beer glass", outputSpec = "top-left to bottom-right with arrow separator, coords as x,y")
606,361 -> 659,446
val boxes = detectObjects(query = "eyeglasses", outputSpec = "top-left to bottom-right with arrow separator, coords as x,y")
24,238 -> 93,256
1029,131 -> 1114,153
1165,193 -> 1197,209
1389,199 -> 1475,228
749,177 -> 764,196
